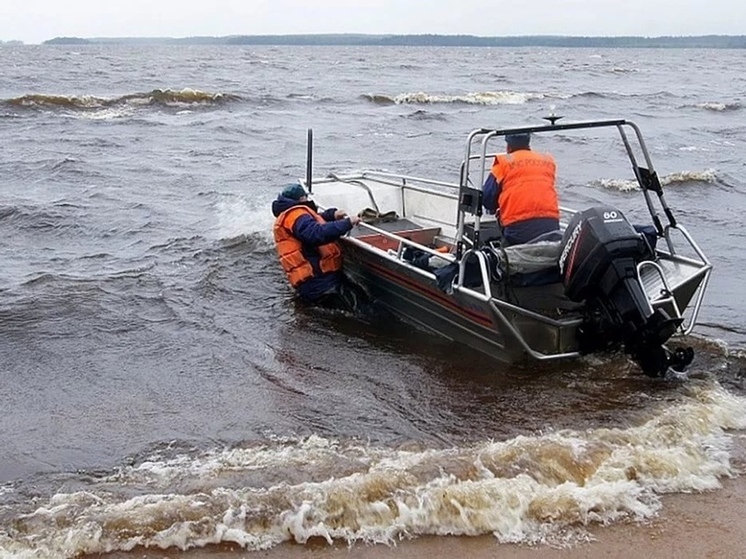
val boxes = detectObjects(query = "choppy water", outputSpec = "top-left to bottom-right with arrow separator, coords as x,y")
0,44 -> 745,558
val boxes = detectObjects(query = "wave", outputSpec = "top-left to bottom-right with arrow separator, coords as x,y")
359,89 -> 681,107
0,203 -> 86,232
609,67 -> 639,74
1,88 -> 242,112
596,169 -> 719,192
569,91 -> 677,103
405,109 -> 447,121
361,90 -> 550,106
689,102 -> 742,112
18,263 -> 156,289
571,91 -> 609,99
1,382 -> 743,557
215,198 -> 276,247
286,92 -> 336,104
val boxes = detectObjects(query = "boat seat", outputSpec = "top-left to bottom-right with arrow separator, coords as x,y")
486,240 -> 563,286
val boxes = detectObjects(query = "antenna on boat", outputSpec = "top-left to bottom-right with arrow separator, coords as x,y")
543,106 -> 563,126
306,128 -> 313,194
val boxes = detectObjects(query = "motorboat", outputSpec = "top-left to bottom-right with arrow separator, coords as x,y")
300,118 -> 712,377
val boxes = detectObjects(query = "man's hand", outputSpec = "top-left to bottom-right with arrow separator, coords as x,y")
334,209 -> 348,220
348,215 -> 361,226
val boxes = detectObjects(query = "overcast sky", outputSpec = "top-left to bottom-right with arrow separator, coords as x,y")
2,0 -> 744,44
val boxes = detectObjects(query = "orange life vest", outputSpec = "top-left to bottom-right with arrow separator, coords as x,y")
491,150 -> 559,227
273,205 -> 343,288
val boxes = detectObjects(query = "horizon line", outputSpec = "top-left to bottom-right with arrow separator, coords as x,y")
4,33 -> 744,46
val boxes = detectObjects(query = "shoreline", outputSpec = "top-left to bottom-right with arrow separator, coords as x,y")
36,34 -> 746,49
92,474 -> 746,559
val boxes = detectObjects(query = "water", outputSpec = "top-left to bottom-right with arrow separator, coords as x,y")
0,45 -> 745,557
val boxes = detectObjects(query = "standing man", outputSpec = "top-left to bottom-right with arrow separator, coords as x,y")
272,183 -> 362,308
483,133 -> 560,246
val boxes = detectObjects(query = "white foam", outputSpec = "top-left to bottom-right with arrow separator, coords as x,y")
662,169 -> 718,184
597,168 -> 718,191
696,102 -> 728,111
393,91 -> 542,105
214,197 -> 275,244
5,383 -> 745,557
63,107 -> 135,120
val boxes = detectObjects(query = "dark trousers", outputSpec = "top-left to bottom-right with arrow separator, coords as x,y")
314,279 -> 368,313
502,217 -> 560,246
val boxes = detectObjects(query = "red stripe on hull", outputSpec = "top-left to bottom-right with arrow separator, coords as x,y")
357,257 -> 495,329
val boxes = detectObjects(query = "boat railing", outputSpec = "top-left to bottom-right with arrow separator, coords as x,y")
637,259 -> 684,329
457,119 -> 687,250
662,223 -> 710,264
455,248 -> 494,300
322,170 -> 460,194
349,220 -> 457,266
487,299 -> 583,361
455,118 -> 712,338
314,170 -> 463,238
657,224 -> 713,336
350,221 -> 500,303
468,247 -> 584,361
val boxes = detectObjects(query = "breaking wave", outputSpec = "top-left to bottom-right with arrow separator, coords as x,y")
596,169 -> 719,192
609,66 -> 639,74
359,89 -> 685,106
1,88 -> 242,111
690,102 -> 742,112
361,91 -> 549,106
1,383 -> 744,557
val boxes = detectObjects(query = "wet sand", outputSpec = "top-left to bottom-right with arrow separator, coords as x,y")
94,474 -> 746,559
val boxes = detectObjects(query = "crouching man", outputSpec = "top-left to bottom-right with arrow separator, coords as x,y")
271,183 -> 363,310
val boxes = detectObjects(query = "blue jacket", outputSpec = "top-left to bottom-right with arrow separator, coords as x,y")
482,173 -> 500,215
271,195 -> 353,301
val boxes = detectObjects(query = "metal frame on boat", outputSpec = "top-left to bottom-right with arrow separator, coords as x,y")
301,118 -> 712,376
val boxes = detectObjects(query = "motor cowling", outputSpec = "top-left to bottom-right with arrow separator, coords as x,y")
558,206 -> 690,377
559,207 -> 650,302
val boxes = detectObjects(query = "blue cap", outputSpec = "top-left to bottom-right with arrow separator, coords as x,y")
505,133 -> 531,148
280,183 -> 308,200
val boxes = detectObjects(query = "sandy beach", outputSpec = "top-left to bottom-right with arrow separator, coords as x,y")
92,473 -> 746,559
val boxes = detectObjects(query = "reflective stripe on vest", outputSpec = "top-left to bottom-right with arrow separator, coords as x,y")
273,205 -> 343,288
491,150 -> 559,226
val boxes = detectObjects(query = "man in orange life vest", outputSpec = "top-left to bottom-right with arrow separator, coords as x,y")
482,133 -> 560,246
272,183 -> 362,306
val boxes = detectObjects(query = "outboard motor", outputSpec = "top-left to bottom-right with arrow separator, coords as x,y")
559,206 -> 693,377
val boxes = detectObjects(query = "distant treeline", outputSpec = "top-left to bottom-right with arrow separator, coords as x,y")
43,34 -> 746,48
